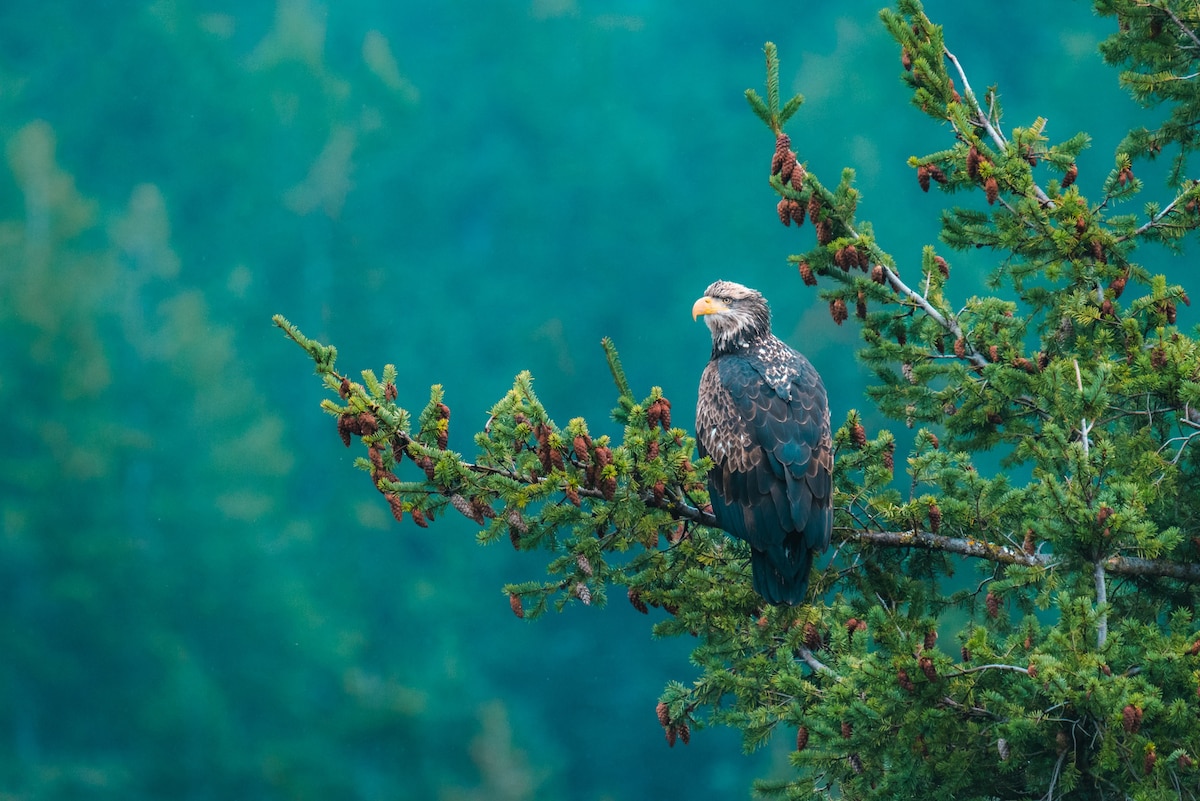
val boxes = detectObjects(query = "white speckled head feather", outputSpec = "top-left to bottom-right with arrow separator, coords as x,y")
695,280 -> 772,355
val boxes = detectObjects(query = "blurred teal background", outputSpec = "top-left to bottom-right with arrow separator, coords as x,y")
0,2 -> 1145,798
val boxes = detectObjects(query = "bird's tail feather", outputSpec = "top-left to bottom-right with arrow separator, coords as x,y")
750,547 -> 815,606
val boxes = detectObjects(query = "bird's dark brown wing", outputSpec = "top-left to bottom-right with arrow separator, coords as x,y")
696,346 -> 832,604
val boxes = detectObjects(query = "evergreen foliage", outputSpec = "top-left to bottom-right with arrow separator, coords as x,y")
280,1 -> 1200,797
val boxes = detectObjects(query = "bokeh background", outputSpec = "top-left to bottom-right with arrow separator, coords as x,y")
0,1 -> 1153,798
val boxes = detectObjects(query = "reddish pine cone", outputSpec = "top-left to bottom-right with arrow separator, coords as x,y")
799,261 -> 817,286
851,422 -> 867,449
1062,163 -> 1078,188
803,622 -> 821,650
917,164 -> 931,192
628,587 -> 649,614
966,146 -> 982,180
830,299 -> 849,325
509,593 -> 524,619
986,591 -> 999,618
1122,704 -> 1143,734
796,726 -> 810,751
985,176 -> 999,205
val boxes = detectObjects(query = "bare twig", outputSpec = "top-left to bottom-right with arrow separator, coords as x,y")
1094,559 -> 1108,648
944,47 -> 1053,208
1074,359 -> 1091,458
795,645 -> 834,675
1159,2 -> 1200,49
878,262 -> 991,370
846,527 -> 1200,582
944,663 -> 1032,678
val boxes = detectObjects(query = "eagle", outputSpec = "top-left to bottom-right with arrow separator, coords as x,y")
692,280 -> 832,605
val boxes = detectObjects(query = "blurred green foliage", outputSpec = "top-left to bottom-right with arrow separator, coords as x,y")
0,1 -> 1143,799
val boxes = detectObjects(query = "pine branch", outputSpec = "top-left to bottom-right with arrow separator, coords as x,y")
849,527 -> 1200,582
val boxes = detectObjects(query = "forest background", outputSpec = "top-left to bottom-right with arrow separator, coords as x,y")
1,1 -> 1172,799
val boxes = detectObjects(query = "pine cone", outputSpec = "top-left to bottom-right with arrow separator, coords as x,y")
600,475 -> 617,501
779,149 -> 798,185
450,493 -> 483,524
1122,704 -> 1142,734
790,163 -> 806,191
1062,163 -> 1078,189
796,726 -> 810,751
803,622 -> 821,650
385,492 -> 404,524
777,198 -> 793,227
897,668 -> 915,692
628,587 -> 649,614
799,261 -> 817,286
851,422 -> 867,449
924,630 -> 938,651
917,164 -> 931,192
656,701 -> 671,727
816,219 -> 833,245
575,582 -> 592,605
986,591 -> 999,618
509,593 -> 524,618
336,414 -> 354,447
830,298 -> 848,325
807,193 -> 822,223
771,133 -> 790,176
789,198 -> 807,225
966,146 -> 982,180
928,502 -> 941,534
985,176 -> 999,205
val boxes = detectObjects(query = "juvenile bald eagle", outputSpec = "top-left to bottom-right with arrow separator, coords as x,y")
692,280 -> 832,605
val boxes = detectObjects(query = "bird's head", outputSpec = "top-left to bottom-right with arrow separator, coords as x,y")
692,280 -> 772,353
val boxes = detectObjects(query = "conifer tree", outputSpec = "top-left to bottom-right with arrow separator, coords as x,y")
277,1 -> 1200,797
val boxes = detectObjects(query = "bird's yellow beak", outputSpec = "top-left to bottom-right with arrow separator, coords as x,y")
692,296 -> 727,321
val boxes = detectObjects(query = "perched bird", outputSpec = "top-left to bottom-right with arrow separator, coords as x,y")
692,280 -> 832,605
